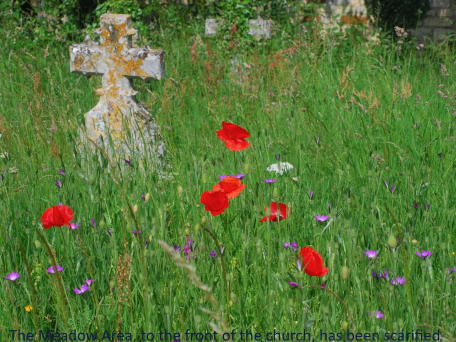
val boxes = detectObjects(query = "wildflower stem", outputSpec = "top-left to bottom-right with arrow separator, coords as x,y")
384,204 -> 415,325
203,226 -> 229,311
18,240 -> 39,337
300,285 -> 357,332
35,227 -> 70,331
76,229 -> 102,338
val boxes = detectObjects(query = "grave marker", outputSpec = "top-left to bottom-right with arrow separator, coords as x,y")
249,18 -> 272,40
69,13 -> 165,161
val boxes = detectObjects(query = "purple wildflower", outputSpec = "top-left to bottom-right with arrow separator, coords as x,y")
426,203 -> 430,211
391,277 -> 406,285
288,281 -> 299,287
297,259 -> 302,271
70,223 -> 79,230
5,272 -> 20,281
375,311 -> 383,319
59,202 -> 62,206
291,242 -> 298,251
174,246 -> 181,253
316,137 -> 320,144
221,246 -> 225,254
283,242 -> 290,249
142,194 -> 145,200
107,228 -> 113,237
328,203 -> 331,211
310,191 -> 314,199
194,250 -> 197,260
220,175 -> 227,181
91,219 -> 96,228
235,174 -> 245,179
382,270 -> 389,281
276,154 -> 280,160
414,203 -> 418,209
438,153 -> 442,157
56,180 -> 62,188
46,265 -> 63,274
210,250 -> 216,258
384,181 -> 388,189
391,185 -> 395,194
85,279 -> 92,286
74,284 -> 89,295
265,179 -> 276,184
132,230 -> 142,234
365,250 -> 378,259
454,268 -> 456,273
315,215 -> 328,222
59,169 -> 65,176
124,159 -> 131,165
416,251 -> 432,260
321,284 -> 326,290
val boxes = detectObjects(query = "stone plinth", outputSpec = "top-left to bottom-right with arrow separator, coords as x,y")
205,19 -> 219,36
249,18 -> 272,39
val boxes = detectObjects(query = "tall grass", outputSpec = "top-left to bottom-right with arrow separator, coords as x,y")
0,23 -> 455,339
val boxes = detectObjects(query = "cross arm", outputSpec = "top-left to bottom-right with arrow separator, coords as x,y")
69,42 -> 106,78
123,48 -> 165,82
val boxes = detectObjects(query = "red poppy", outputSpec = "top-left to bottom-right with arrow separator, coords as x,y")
260,202 -> 290,222
201,190 -> 229,217
212,176 -> 246,199
300,247 -> 329,277
41,205 -> 74,229
216,121 -> 250,151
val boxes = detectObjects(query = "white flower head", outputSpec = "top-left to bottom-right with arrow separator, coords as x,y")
267,162 -> 294,175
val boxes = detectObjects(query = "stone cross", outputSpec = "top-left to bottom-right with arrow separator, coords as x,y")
69,13 -> 165,160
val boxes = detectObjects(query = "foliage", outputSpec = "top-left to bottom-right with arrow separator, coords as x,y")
366,0 -> 431,32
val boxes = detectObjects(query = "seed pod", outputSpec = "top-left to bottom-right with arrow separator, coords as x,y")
411,239 -> 418,244
388,235 -> 397,250
99,219 -> 106,229
177,186 -> 184,197
133,204 -> 138,214
273,187 -> 279,198
34,240 -> 41,249
244,164 -> 250,174
201,216 -> 206,224
340,266 -> 350,281
144,193 -> 150,203
202,174 -> 208,184
184,228 -> 190,236
195,224 -> 200,233
342,321 -> 349,330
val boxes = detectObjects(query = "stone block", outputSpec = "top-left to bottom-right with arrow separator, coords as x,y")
409,27 -> 433,40
434,8 -> 456,16
434,28 -> 455,39
430,0 -> 451,8
205,19 -> 219,36
249,18 -> 272,39
423,16 -> 454,27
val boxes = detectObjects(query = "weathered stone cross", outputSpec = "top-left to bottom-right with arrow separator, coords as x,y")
69,13 -> 165,159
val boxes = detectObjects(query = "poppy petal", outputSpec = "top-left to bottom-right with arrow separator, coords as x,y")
58,205 -> 74,226
222,121 -> 250,139
201,190 -> 229,217
225,138 -> 250,151
41,207 -> 56,229
217,128 -> 230,142
213,177 -> 246,199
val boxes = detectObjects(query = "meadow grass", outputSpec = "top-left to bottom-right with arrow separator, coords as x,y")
0,24 -> 456,340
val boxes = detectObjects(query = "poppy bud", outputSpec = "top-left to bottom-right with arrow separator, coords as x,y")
407,213 -> 413,219
178,186 -> 184,197
195,224 -> 200,233
144,193 -> 150,203
133,204 -> 138,214
425,282 -> 429,290
387,235 -> 397,250
99,219 -> 106,229
322,306 -> 329,315
411,239 -> 418,244
201,216 -> 207,224
230,292 -> 237,303
340,266 -> 350,281
195,315 -> 201,324
392,322 -> 398,331
273,187 -> 279,198
398,319 -> 404,328
265,207 -> 271,217
244,164 -> 250,174
440,242 -> 446,250
228,300 -> 233,307
202,174 -> 208,184
342,321 -> 349,330
425,237 -> 429,244
279,253 -> 285,262
149,234 -> 153,242
88,174 -> 96,186
184,228 -> 190,236
164,306 -> 170,314
34,240 -> 41,249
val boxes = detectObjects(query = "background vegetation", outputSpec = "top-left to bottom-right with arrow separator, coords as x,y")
0,0 -> 455,339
